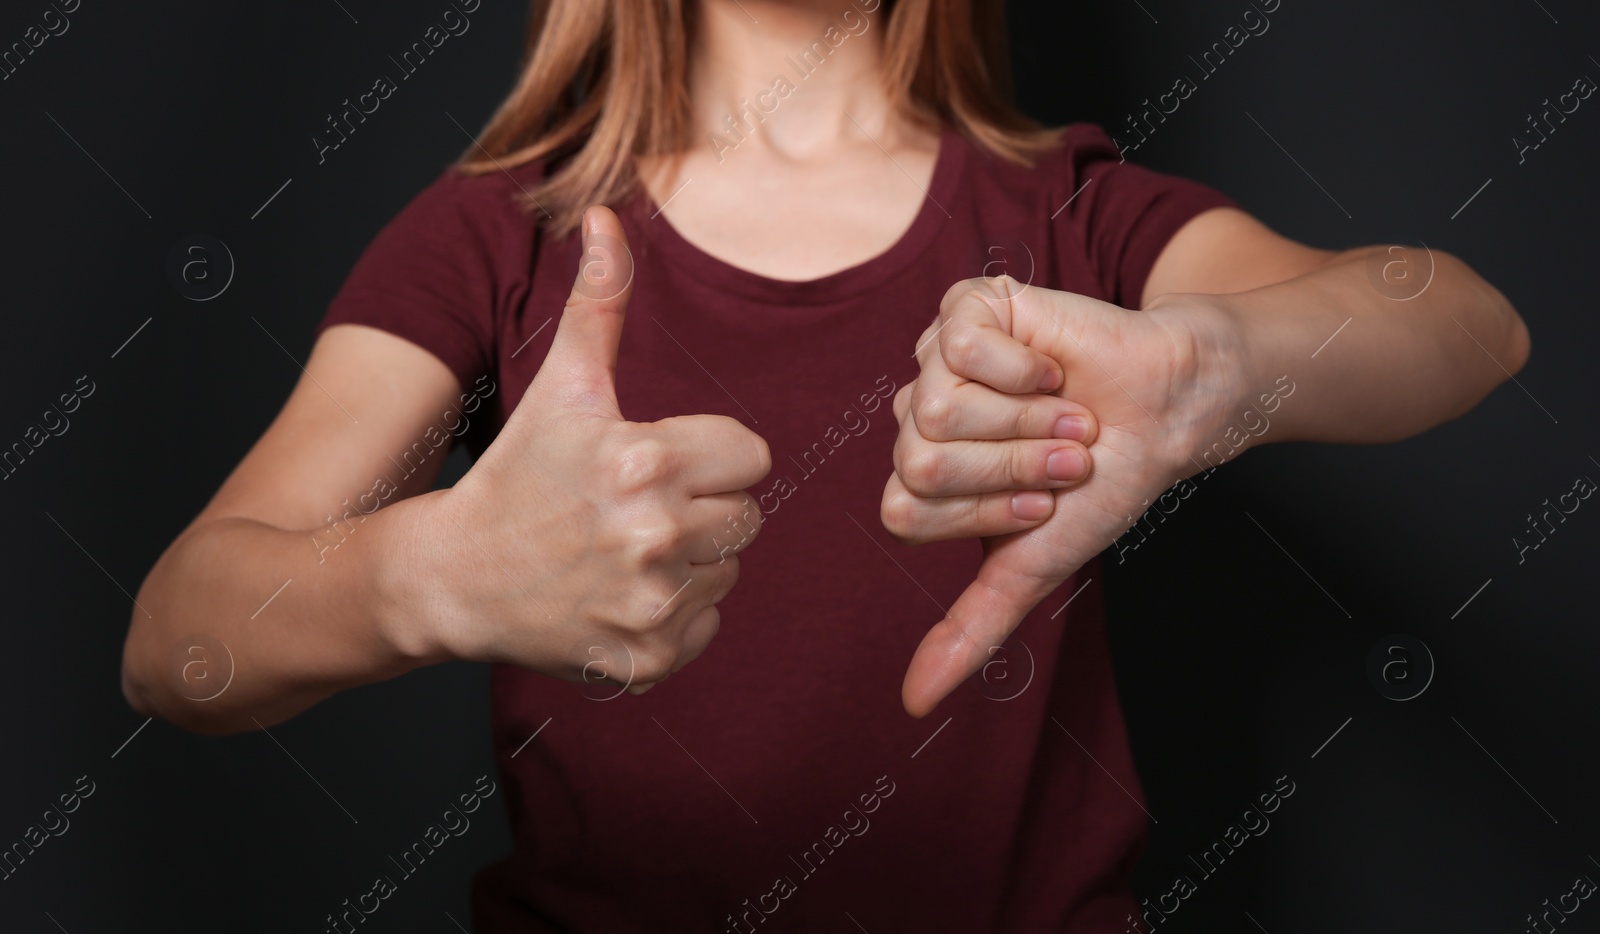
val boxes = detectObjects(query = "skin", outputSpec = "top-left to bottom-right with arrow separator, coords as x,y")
121,0 -> 1529,732
884,229 -> 1530,717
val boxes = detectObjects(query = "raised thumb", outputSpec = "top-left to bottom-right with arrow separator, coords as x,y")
538,205 -> 636,415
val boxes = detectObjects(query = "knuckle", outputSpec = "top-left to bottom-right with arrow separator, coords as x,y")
900,447 -> 946,496
943,328 -> 980,372
912,390 -> 955,440
631,644 -> 676,684
626,516 -> 681,565
880,487 -> 921,541
939,277 -> 981,311
612,436 -> 673,492
892,383 -> 913,424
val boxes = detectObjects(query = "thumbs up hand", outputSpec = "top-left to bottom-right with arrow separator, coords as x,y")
882,276 -> 1235,717
402,207 -> 772,695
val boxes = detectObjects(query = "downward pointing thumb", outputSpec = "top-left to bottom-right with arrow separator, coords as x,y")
901,548 -> 1061,718
540,205 -> 635,416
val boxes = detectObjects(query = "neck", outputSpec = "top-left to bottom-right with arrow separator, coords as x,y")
689,0 -> 897,159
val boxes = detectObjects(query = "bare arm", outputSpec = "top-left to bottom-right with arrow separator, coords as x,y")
1142,206 -> 1531,454
124,207 -> 772,736
882,207 -> 1531,715
122,324 -> 461,735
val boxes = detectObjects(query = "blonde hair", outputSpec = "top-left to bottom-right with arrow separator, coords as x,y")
456,0 -> 1060,236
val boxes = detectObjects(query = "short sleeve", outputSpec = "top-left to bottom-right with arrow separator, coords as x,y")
1055,123 -> 1241,309
315,164 -> 537,390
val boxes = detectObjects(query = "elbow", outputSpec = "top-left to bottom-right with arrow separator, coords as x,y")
1503,301 -> 1532,378
121,627 -> 255,738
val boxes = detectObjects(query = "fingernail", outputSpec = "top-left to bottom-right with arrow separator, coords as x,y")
1011,490 -> 1053,520
1047,448 -> 1085,481
1039,367 -> 1063,392
1052,415 -> 1088,441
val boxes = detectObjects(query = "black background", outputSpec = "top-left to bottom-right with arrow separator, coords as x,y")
1,0 -> 1596,931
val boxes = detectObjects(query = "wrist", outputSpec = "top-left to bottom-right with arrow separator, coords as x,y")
1143,292 -> 1257,482
367,490 -> 460,667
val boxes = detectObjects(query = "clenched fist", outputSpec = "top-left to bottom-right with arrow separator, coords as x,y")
884,275 -> 1241,717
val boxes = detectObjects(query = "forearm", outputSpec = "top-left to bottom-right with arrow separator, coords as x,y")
1159,246 -> 1531,460
122,493 -> 445,735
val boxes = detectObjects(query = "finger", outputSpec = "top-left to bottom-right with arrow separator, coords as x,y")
534,205 -> 636,416
661,555 -> 740,628
936,279 -> 1063,394
895,432 -> 1093,496
669,605 -> 721,673
683,492 -> 763,564
909,366 -> 1098,443
881,472 -> 1054,544
901,548 -> 1066,718
651,414 -> 772,495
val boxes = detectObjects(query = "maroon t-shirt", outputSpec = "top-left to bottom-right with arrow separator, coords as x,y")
318,123 -> 1236,933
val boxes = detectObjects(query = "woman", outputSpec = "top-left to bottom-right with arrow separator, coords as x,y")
122,0 -> 1528,930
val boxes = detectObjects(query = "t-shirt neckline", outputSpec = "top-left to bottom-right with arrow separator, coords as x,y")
632,124 -> 964,307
